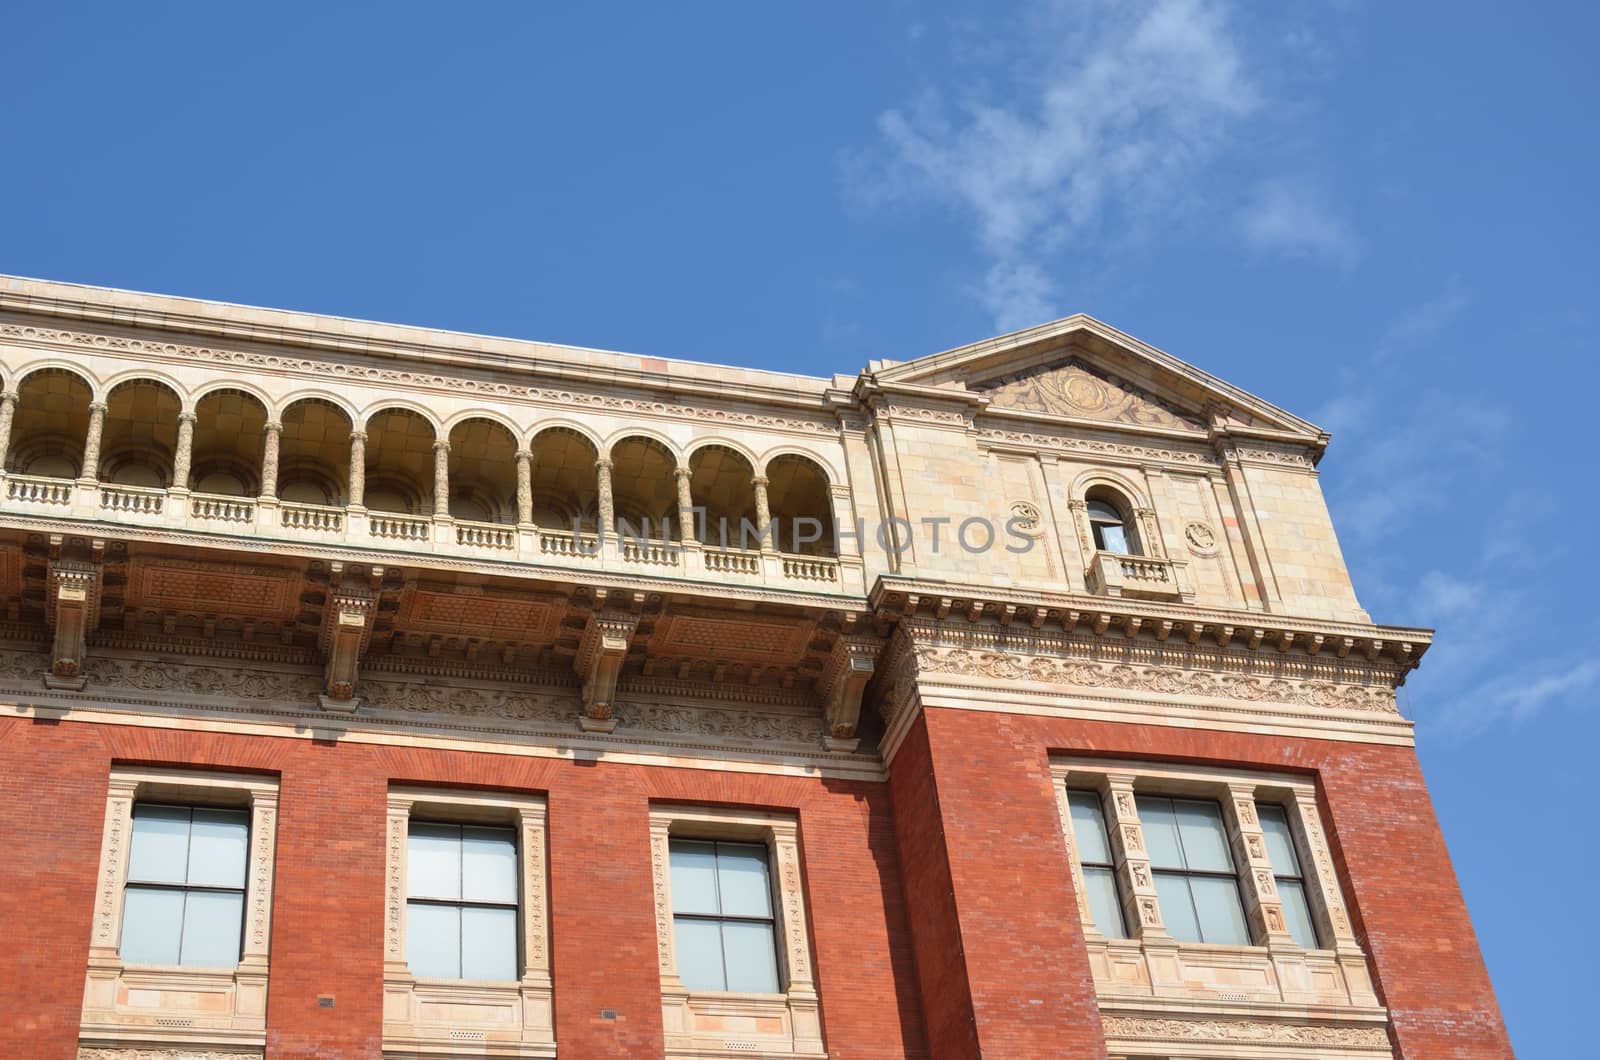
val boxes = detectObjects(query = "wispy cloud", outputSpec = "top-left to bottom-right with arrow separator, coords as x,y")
861,0 -> 1264,329
1238,179 -> 1361,267
1374,275 -> 1469,362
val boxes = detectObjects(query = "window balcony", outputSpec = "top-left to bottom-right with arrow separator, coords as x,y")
1084,551 -> 1194,604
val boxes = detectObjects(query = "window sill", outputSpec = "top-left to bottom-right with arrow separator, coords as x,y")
662,981 -> 826,1060
1087,933 -> 1379,1010
382,969 -> 554,1059
81,954 -> 268,1052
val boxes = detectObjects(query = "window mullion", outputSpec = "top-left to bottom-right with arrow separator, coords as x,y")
1222,786 -> 1291,946
1103,775 -> 1169,941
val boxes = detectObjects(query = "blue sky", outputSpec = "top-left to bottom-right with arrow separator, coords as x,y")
4,2 -> 1594,1053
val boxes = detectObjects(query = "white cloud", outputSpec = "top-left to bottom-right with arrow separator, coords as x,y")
865,0 -> 1259,328
1238,180 -> 1361,267
1374,276 -> 1469,362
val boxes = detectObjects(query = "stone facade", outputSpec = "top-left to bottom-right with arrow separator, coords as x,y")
0,276 -> 1510,1058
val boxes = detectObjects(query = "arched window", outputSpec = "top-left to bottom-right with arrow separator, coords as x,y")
1086,495 -> 1138,555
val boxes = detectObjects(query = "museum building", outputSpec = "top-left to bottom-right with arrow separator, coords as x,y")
0,276 -> 1511,1059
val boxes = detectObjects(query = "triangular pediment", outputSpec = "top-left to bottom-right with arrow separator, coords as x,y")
972,357 -> 1206,432
868,315 -> 1324,440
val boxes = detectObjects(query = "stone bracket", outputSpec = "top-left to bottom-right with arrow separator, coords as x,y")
45,540 -> 104,690
575,608 -> 640,733
319,576 -> 377,712
819,634 -> 882,753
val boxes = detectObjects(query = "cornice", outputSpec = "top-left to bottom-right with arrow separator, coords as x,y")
869,575 -> 1431,678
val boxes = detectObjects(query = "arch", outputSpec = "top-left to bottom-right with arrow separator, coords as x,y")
757,444 -> 845,487
765,453 -> 836,556
101,366 -> 190,407
191,378 -> 277,419
363,407 -> 437,514
101,377 -> 182,486
609,434 -> 678,539
443,407 -> 522,440
360,399 -> 444,436
278,397 -> 354,506
277,387 -> 360,425
684,435 -> 760,469
8,367 -> 94,478
447,417 -> 518,523
601,426 -> 681,463
13,362 -> 97,397
191,388 -> 269,495
687,444 -> 757,548
523,418 -> 601,454
528,426 -> 600,530
1067,468 -> 1150,511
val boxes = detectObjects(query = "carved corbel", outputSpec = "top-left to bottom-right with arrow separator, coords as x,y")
819,635 -> 881,753
46,551 -> 102,690
575,610 -> 639,733
319,584 -> 375,712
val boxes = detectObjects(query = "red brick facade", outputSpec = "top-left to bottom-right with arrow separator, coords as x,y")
0,707 -> 1510,1060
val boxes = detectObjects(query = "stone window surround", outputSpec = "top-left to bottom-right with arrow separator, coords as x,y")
383,785 -> 554,1059
81,765 -> 279,1055
650,804 -> 826,1059
1050,757 -> 1382,1014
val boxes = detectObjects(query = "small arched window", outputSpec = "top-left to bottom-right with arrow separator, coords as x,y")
1087,498 -> 1138,555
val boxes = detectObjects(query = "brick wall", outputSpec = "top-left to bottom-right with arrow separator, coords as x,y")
0,718 -> 926,1060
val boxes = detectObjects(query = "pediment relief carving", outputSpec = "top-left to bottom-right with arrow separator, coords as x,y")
972,358 -> 1206,432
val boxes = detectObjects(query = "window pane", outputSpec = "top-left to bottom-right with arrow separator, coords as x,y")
715,844 -> 772,918
188,808 -> 249,888
1068,791 -> 1113,865
461,905 -> 518,981
722,920 -> 781,993
407,901 -> 461,978
1279,878 -> 1320,948
120,886 -> 184,964
1173,800 -> 1233,872
1190,875 -> 1251,945
673,916 -> 726,990
1257,804 -> 1302,874
408,823 -> 462,901
1081,866 -> 1127,939
180,889 -> 244,967
1086,500 -> 1121,522
669,840 -> 720,915
1153,872 -> 1200,943
128,805 -> 191,885
462,826 -> 517,904
1136,796 -> 1184,870
1099,522 -> 1129,554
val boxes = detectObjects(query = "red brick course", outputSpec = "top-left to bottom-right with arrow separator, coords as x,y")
0,706 -> 1511,1059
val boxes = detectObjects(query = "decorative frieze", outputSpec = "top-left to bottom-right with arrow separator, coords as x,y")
1101,1015 -> 1389,1048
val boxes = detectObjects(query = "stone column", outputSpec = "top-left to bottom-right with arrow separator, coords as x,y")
1289,788 -> 1378,1004
1223,783 -> 1293,948
751,474 -> 773,552
259,421 -> 282,500
384,793 -> 415,978
595,457 -> 614,539
770,819 -> 823,1056
88,775 -> 139,962
171,412 -> 196,492
673,466 -> 696,543
517,803 -> 553,1043
0,391 -> 18,474
432,440 -> 450,518
239,788 -> 280,971
80,401 -> 108,482
1102,774 -> 1169,941
515,449 -> 534,525
348,430 -> 367,507
1051,778 -> 1106,938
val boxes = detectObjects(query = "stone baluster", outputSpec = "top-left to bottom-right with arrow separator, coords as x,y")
515,449 -> 534,525
259,421 -> 282,500
432,440 -> 450,518
80,401 -> 107,482
0,391 -> 18,474
171,412 -> 196,491
348,430 -> 367,507
674,466 -> 696,543
752,474 -> 773,552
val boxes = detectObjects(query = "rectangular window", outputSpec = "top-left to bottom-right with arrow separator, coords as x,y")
1137,795 -> 1250,946
406,822 -> 519,981
669,838 -> 781,993
120,803 -> 249,968
1066,790 -> 1128,938
1258,803 -> 1322,948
